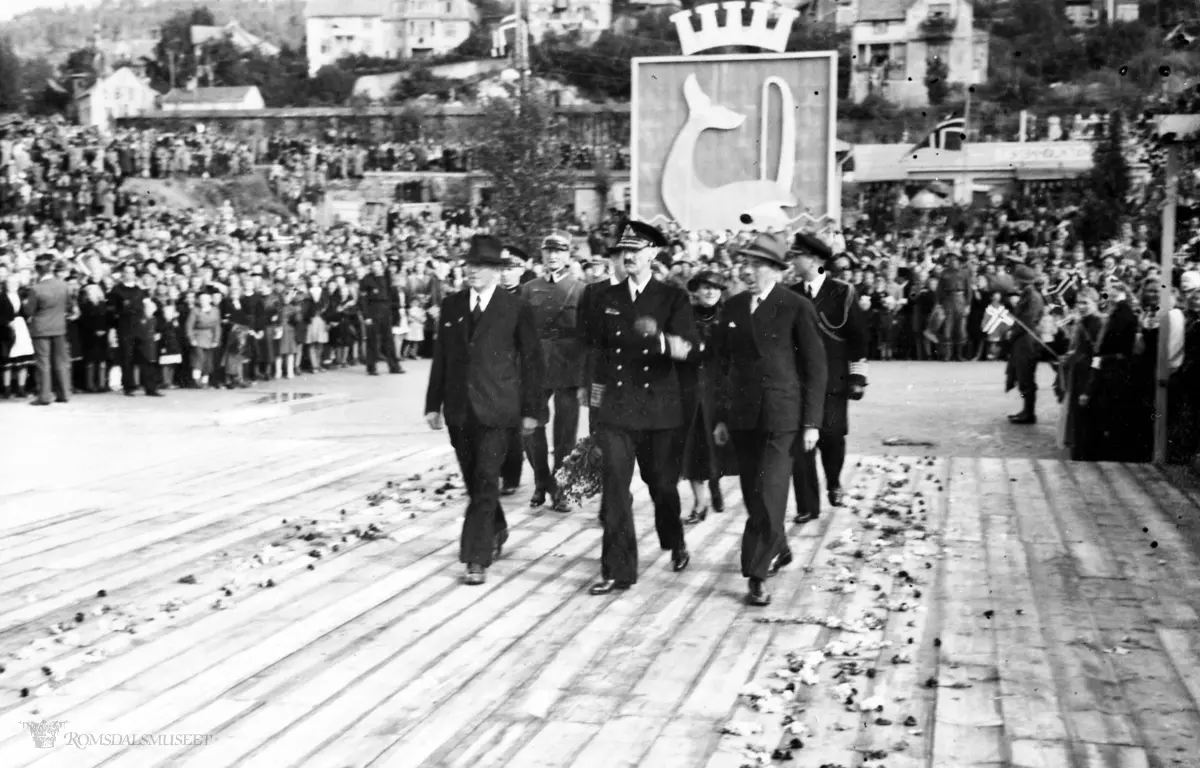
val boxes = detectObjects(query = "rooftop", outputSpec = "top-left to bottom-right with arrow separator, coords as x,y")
856,0 -> 915,22
161,86 -> 260,105
305,0 -> 385,18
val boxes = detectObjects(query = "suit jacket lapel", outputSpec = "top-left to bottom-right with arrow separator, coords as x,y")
471,288 -> 502,341
741,293 -> 762,356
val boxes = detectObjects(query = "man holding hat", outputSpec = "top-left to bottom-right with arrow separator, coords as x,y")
788,230 -> 868,518
579,220 -> 697,595
519,230 -> 586,511
711,232 -> 827,607
23,254 -> 72,406
425,235 -> 544,586
1005,264 -> 1045,425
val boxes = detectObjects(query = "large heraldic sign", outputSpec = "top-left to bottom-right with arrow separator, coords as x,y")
631,2 -> 838,232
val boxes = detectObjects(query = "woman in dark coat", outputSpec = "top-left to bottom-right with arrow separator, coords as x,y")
1056,287 -> 1103,461
78,283 -> 111,392
1080,284 -> 1141,462
680,270 -> 737,524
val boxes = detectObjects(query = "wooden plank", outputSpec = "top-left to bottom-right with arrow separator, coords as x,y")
634,718 -> 722,768
1035,460 -> 1120,579
1010,739 -> 1072,768
938,459 -> 994,667
358,501 -> 743,768
0,450 -> 419,633
493,720 -> 599,768
160,523 -> 596,767
1158,628 -> 1200,712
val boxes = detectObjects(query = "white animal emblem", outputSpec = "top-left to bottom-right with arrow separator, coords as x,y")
660,74 -> 800,231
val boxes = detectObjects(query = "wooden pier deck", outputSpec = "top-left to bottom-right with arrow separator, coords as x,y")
2,443 -> 1200,768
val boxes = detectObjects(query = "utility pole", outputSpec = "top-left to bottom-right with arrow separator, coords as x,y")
514,0 -> 530,93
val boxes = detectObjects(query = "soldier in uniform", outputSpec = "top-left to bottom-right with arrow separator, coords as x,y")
788,232 -> 868,522
520,231 -> 586,511
936,252 -> 971,361
579,221 -> 696,595
499,245 -> 530,494
1006,265 -> 1045,425
359,257 -> 404,376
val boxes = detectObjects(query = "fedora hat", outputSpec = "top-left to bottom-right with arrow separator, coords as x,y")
737,232 -> 789,269
687,269 -> 727,293
465,235 -> 506,267
1013,265 -> 1038,284
787,231 -> 833,261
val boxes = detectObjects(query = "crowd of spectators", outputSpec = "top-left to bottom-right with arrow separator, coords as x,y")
4,113 -> 1199,465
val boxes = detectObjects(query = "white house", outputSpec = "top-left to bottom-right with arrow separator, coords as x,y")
191,21 -> 282,57
522,0 -> 613,44
1064,0 -> 1141,26
75,67 -> 159,130
850,0 -> 988,107
388,0 -> 478,59
159,86 -> 266,112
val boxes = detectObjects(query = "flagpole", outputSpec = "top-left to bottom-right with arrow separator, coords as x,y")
961,86 -> 971,206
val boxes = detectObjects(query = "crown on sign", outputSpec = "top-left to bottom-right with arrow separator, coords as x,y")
670,1 -> 799,56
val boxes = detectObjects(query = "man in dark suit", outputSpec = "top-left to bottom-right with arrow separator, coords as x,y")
425,235 -> 543,586
712,233 -> 827,606
579,221 -> 697,595
360,257 -> 404,376
107,263 -> 148,395
23,255 -> 73,406
520,230 -> 586,512
789,231 -> 869,521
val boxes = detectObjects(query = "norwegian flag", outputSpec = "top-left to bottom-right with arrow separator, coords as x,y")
982,306 -> 1014,337
491,14 -> 519,57
909,117 -> 966,156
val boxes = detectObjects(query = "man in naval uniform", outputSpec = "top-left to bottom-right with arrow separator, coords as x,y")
579,221 -> 696,595
789,231 -> 868,522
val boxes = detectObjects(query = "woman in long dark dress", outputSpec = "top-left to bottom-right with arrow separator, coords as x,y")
1080,284 -> 1140,462
1057,287 -> 1103,460
680,270 -> 736,524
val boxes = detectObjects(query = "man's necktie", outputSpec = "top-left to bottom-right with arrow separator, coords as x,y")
471,296 -> 483,326
751,296 -> 760,314
633,288 -> 641,303
805,284 -> 814,300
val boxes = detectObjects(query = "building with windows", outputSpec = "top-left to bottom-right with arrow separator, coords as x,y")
75,67 -> 160,130
523,0 -> 613,44
304,0 -> 478,76
1064,0 -> 1141,26
849,0 -> 988,107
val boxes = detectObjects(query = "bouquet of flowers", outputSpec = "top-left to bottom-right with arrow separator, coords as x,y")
553,435 -> 604,505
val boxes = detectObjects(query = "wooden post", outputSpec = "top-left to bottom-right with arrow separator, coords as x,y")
1154,143 -> 1179,464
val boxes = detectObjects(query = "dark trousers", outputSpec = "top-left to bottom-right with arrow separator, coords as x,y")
732,429 -> 796,581
448,411 -> 509,568
792,430 -> 847,520
117,333 -> 137,393
32,335 -> 71,403
526,388 -> 581,492
133,351 -> 160,394
595,426 -> 686,584
364,314 -> 399,373
502,427 -> 524,488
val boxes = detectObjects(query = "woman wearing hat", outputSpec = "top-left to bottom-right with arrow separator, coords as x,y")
680,269 -> 734,524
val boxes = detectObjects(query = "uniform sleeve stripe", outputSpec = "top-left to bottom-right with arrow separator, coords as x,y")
849,361 -> 869,376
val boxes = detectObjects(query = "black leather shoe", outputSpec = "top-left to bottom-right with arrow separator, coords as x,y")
493,531 -> 508,560
589,578 -> 632,595
551,493 -> 571,513
367,370 -> 379,376
389,367 -> 405,374
500,485 -> 518,497
672,547 -> 690,572
711,490 -> 725,513
30,400 -> 51,406
769,550 -> 793,576
685,506 -> 708,525
746,578 -> 771,606
464,564 -> 486,585
793,511 -> 819,525
828,488 -> 845,507
146,391 -> 164,397
529,488 -> 547,508
1009,412 -> 1037,425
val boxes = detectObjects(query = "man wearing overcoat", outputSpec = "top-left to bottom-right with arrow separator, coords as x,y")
520,230 -> 586,511
789,231 -> 869,521
425,235 -> 543,585
1006,264 -> 1045,425
712,233 -> 827,606
579,221 -> 696,595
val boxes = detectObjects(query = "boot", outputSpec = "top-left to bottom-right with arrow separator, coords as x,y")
940,342 -> 952,362
1008,392 -> 1037,425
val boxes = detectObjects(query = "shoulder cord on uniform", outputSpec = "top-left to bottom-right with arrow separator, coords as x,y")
816,281 -> 854,338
